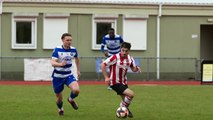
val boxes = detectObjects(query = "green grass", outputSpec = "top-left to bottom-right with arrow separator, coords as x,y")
0,84 -> 213,120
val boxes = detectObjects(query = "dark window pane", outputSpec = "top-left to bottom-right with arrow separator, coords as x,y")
96,23 -> 111,44
16,22 -> 32,44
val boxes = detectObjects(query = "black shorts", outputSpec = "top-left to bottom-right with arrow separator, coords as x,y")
111,84 -> 128,95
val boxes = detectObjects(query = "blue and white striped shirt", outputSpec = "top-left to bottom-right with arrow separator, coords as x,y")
101,34 -> 124,56
52,45 -> 78,78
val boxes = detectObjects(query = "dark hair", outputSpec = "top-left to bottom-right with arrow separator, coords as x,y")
108,28 -> 114,32
121,42 -> 131,50
61,33 -> 72,39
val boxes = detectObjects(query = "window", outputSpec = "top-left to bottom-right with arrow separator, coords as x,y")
92,14 -> 118,50
43,14 -> 69,49
96,23 -> 111,44
16,22 -> 32,44
123,14 -> 149,50
12,13 -> 38,49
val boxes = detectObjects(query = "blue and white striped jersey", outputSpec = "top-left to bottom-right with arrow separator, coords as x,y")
51,45 -> 78,78
101,34 -> 124,56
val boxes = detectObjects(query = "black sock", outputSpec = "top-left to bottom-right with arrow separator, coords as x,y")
56,101 -> 63,109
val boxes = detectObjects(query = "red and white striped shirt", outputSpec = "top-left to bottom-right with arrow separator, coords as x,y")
103,53 -> 137,86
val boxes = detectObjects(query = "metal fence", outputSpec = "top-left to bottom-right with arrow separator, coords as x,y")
0,56 -> 201,81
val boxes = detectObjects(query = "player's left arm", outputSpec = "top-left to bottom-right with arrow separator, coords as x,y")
75,57 -> 81,79
130,57 -> 141,73
131,65 -> 141,73
120,36 -> 124,43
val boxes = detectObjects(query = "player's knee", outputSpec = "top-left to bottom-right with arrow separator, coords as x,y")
56,95 -> 63,102
124,89 -> 134,98
57,98 -> 63,103
73,88 -> 80,95
129,91 -> 134,98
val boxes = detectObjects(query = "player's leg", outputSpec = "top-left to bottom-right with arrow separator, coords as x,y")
111,84 -> 134,118
111,84 -> 134,107
121,88 -> 134,118
68,81 -> 79,110
56,93 -> 64,116
121,88 -> 134,107
52,78 -> 65,116
107,83 -> 112,90
66,75 -> 80,110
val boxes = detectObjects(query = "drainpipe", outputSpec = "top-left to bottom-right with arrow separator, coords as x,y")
156,4 -> 162,79
0,1 -> 2,80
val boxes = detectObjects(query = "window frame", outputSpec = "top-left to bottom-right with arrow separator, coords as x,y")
11,13 -> 38,49
92,14 -> 118,50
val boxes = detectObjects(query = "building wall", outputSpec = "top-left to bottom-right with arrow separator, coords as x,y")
160,16 -> 201,58
1,2 -> 213,80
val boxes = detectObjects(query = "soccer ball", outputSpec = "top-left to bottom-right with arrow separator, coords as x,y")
116,106 -> 129,118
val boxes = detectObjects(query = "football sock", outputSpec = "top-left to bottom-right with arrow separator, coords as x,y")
56,101 -> 63,109
69,92 -> 78,100
120,96 -> 133,107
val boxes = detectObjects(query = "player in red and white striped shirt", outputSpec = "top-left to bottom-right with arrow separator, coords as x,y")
101,42 -> 141,118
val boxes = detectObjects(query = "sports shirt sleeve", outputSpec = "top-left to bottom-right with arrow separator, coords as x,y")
130,56 -> 137,68
101,36 -> 106,53
74,48 -> 78,58
103,55 -> 117,66
120,36 -> 124,43
52,48 -> 58,59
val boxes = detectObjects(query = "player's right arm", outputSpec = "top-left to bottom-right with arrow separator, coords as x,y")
103,51 -> 109,57
101,45 -> 109,57
101,55 -> 117,83
101,62 -> 110,83
51,47 -> 66,67
101,36 -> 109,57
51,58 -> 66,67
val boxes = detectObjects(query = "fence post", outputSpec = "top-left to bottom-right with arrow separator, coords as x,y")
0,3 -> 2,80
146,58 -> 149,80
194,58 -> 198,80
0,57 -> 1,80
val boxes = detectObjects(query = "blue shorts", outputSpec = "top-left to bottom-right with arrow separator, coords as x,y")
52,75 -> 76,94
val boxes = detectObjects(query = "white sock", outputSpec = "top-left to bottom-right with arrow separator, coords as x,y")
120,96 -> 132,107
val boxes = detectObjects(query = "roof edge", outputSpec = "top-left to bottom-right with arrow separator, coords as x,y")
2,0 -> 213,6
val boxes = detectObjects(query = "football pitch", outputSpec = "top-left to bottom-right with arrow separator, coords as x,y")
0,83 -> 212,120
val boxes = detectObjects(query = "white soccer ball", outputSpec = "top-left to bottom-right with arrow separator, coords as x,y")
116,106 -> 129,118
